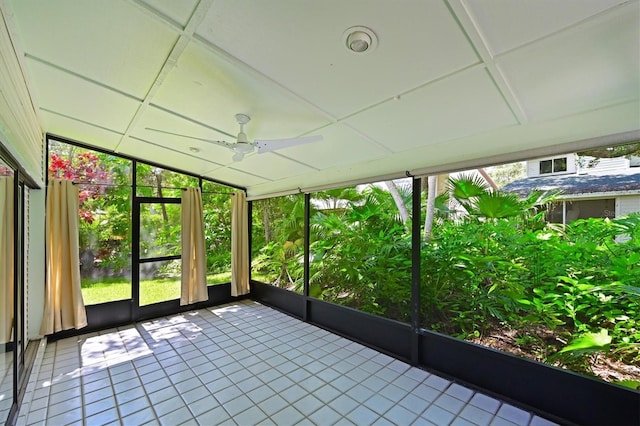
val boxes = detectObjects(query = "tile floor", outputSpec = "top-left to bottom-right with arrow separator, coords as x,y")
15,301 -> 561,426
1,350 -> 13,422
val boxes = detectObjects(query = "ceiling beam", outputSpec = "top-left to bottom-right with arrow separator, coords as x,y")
114,0 -> 216,152
446,0 -> 529,125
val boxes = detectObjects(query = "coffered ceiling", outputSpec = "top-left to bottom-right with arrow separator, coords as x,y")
2,0 -> 638,197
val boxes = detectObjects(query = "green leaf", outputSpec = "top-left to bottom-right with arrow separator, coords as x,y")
558,329 -> 612,354
448,174 -> 489,200
475,192 -> 524,219
613,380 -> 640,391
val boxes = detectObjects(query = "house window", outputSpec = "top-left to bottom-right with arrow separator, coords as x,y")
539,160 -> 552,174
539,157 -> 567,174
553,157 -> 567,172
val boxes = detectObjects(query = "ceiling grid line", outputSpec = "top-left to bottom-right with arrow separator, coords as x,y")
129,135 -> 225,168
114,0 -> 216,152
41,108 -> 125,137
25,54 -> 144,103
191,33 -> 340,126
125,0 -> 188,34
3,0 -> 637,197
448,0 -> 528,125
491,0 -> 636,60
147,103 -> 236,139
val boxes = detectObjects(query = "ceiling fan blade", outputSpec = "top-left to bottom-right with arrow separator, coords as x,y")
145,128 -> 236,150
254,135 -> 323,154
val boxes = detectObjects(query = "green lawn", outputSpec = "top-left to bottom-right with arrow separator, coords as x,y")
81,272 -> 233,305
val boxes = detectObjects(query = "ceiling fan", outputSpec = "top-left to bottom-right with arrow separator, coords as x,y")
147,113 -> 322,162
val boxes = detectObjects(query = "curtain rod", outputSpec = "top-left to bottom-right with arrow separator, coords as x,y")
52,180 -> 237,195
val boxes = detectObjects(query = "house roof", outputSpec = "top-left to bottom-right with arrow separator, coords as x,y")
502,169 -> 640,197
0,1 -> 638,197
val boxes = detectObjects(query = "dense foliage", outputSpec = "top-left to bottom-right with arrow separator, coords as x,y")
251,177 -> 640,384
48,141 -> 234,301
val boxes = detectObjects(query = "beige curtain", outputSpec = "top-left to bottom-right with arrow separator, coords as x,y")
40,180 -> 87,335
0,176 -> 14,344
231,191 -> 250,296
181,187 -> 208,305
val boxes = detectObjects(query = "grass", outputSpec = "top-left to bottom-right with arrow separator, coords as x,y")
81,271 -> 233,305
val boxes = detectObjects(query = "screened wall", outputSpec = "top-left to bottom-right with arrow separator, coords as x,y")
46,136 -> 241,327
250,145 -> 640,389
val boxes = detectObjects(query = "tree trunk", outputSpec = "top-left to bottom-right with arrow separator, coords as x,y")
477,168 -> 499,190
424,175 -> 437,242
384,180 -> 410,229
154,172 -> 169,222
263,200 -> 272,243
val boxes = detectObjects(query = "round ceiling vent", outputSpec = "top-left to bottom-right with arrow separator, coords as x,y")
342,26 -> 378,54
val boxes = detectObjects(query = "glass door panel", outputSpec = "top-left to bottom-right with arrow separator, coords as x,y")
0,166 -> 13,424
139,259 -> 181,306
139,202 -> 181,259
136,200 -> 181,313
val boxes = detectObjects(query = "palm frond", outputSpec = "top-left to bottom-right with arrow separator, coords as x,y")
475,192 -> 524,218
448,174 -> 490,200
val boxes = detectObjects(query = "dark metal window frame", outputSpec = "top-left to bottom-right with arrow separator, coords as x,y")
540,156 -> 568,174
248,177 -> 639,425
44,134 -> 248,331
0,144 -> 34,426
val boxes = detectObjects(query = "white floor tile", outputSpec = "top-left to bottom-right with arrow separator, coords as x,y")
309,405 -> 343,426
434,393 -> 466,415
257,394 -> 289,417
119,395 -> 151,417
84,395 -> 116,417
496,403 -> 533,425
458,403 -> 495,426
421,404 -> 456,425
246,384 -> 276,404
346,404 -> 379,425
378,383 -> 410,403
233,405 -> 268,425
292,393 -> 323,416
16,302 -> 557,426
187,394 -> 219,417
158,405 -> 193,426
469,393 -> 502,414
270,406 -> 305,426
85,406 -> 120,426
384,404 -> 419,424
329,394 -> 359,415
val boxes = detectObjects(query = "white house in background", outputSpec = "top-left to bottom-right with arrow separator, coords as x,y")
503,153 -> 640,224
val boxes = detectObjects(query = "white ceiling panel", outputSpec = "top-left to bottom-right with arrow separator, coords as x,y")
497,2 -> 640,122
138,0 -> 198,27
26,58 -> 141,133
2,0 -> 638,197
345,66 -> 518,152
9,0 -> 179,99
249,100 -> 640,198
117,137 -> 223,176
132,105 -> 235,164
152,42 -> 331,139
273,124 -> 389,170
40,110 -> 123,151
229,152 -> 314,181
131,128 -> 232,167
197,0 -> 479,118
202,166 -> 268,188
464,0 -> 628,55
